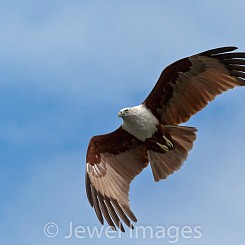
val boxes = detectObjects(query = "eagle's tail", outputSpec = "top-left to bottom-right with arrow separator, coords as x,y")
148,125 -> 197,182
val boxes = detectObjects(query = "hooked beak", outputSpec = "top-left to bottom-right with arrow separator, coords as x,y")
118,111 -> 123,118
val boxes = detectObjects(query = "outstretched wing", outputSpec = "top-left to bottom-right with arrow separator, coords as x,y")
144,46 -> 245,125
86,127 -> 148,232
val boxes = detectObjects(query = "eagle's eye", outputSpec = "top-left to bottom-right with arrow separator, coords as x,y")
124,109 -> 129,113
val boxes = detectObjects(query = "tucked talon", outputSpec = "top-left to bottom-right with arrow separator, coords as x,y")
156,142 -> 169,152
163,135 -> 174,149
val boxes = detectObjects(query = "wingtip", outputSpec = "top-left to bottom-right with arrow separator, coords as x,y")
109,225 -> 117,231
118,223 -> 126,232
226,46 -> 238,50
122,205 -> 137,223
198,46 -> 238,56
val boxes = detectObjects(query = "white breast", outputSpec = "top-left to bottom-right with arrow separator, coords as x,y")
122,104 -> 159,142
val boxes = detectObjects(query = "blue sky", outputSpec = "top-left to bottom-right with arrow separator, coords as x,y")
0,1 -> 245,244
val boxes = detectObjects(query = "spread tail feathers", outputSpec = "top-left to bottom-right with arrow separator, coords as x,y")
148,125 -> 197,182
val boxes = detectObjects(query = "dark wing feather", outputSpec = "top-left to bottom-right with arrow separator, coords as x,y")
86,127 -> 148,231
144,46 -> 245,125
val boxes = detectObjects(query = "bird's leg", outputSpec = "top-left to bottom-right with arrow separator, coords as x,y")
156,135 -> 174,152
156,142 -> 169,152
163,135 -> 174,149
145,128 -> 174,153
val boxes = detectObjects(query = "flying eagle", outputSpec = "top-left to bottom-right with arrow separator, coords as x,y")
86,46 -> 245,232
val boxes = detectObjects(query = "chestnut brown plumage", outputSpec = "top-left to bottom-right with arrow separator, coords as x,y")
86,47 -> 245,232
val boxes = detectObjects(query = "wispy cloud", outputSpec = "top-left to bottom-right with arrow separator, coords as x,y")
1,1 -> 245,244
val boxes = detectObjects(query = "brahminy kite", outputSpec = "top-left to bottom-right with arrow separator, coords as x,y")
86,46 -> 245,232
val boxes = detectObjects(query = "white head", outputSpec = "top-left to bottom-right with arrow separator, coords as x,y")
118,104 -> 159,141
118,106 -> 141,120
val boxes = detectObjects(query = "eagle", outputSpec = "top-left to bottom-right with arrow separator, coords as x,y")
86,46 -> 245,232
